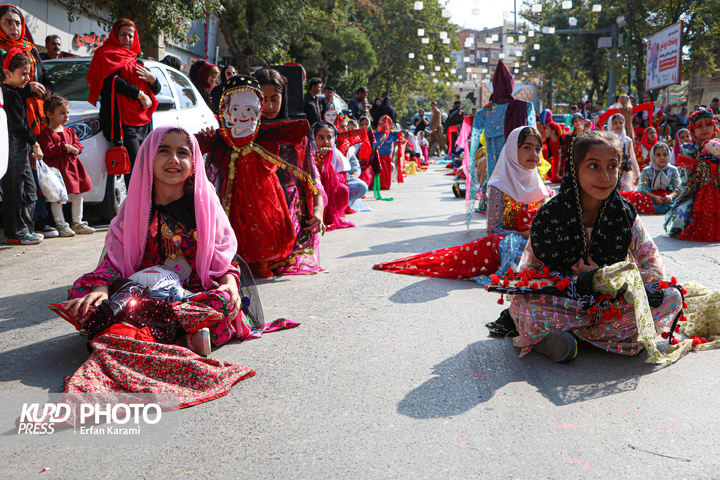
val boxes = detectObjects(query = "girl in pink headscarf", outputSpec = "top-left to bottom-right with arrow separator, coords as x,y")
56,126 -> 261,351
50,126 -> 259,406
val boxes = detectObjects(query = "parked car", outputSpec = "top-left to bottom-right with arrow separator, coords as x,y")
44,58 -> 219,221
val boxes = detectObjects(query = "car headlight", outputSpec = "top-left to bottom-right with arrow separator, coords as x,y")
68,117 -> 101,141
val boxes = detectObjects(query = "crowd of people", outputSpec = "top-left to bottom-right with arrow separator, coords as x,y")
0,8 -> 443,408
3,6 -> 720,409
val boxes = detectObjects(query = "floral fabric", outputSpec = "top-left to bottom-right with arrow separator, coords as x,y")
509,217 -> 683,361
64,334 -> 256,408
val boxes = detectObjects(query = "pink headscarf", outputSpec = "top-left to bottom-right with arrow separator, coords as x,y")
105,125 -> 237,289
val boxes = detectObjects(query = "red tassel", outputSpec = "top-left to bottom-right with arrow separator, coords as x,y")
497,295 -> 504,305
671,338 -> 680,345
661,331 -> 670,339
671,276 -> 678,285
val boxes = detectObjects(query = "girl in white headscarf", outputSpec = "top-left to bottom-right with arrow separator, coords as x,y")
621,142 -> 682,214
373,126 -> 552,285
605,113 -> 640,191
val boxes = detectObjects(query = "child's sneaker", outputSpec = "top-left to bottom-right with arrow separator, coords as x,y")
36,221 -> 59,238
71,222 -> 95,234
7,233 -> 42,245
29,232 -> 44,241
57,223 -> 76,237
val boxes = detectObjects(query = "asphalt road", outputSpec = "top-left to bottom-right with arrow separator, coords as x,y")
1,160 -> 719,479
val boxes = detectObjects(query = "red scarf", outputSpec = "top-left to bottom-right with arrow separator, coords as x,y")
0,6 -> 46,134
86,25 -> 157,127
336,127 -> 372,160
640,128 -> 658,153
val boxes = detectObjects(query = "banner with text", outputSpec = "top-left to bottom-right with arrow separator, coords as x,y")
646,22 -> 683,90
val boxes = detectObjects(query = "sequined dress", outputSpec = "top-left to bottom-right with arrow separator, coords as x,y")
508,217 -> 682,357
62,196 -> 258,405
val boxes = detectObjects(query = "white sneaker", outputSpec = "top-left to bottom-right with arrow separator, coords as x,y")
56,223 -> 76,237
72,222 -> 95,234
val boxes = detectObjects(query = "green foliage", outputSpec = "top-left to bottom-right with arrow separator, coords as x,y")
523,0 -> 720,109
55,0 -> 222,46
213,0 -> 458,110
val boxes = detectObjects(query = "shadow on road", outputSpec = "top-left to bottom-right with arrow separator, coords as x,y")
0,285 -> 72,334
362,213 -> 469,230
0,333 -> 86,392
398,337 -> 657,418
343,230 -> 483,259
388,277 -> 479,303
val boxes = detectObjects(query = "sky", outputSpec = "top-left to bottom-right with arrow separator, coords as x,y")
445,0 -> 518,31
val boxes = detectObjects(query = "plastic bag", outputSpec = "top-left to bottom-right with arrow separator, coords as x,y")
36,159 -> 69,203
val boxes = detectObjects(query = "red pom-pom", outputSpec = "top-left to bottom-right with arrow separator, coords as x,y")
683,301 -> 688,309
671,276 -> 678,285
681,287 -> 688,295
692,336 -> 702,346
507,269 -> 515,280
490,274 -> 500,284
659,281 -> 668,289
661,331 -> 670,339
671,338 -> 680,345
531,283 -> 539,290
543,267 -> 550,277
675,325 -> 681,332
701,337 -> 708,343
540,281 -> 547,287
503,279 -> 510,286
497,296 -> 504,305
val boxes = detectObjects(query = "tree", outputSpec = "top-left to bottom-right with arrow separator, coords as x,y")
56,0 -> 222,48
522,0 -> 720,108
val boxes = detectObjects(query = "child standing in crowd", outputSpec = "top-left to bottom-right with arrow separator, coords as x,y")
38,95 -> 95,236
1,49 -> 43,245
560,113 -> 584,175
605,113 -> 639,191
621,142 -> 681,214
543,121 -> 563,183
374,115 -> 398,190
418,130 -> 429,165
504,131 -> 683,363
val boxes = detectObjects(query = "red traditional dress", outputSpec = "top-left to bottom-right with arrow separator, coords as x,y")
37,127 -> 93,193
313,149 -> 354,231
50,126 -> 260,408
197,78 -> 317,277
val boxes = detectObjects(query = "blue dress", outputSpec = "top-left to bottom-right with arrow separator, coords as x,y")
466,102 -> 535,224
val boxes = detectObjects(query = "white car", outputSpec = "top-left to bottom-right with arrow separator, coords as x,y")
44,58 -> 219,221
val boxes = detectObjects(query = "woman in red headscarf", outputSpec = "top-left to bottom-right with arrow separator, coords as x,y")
191,60 -> 220,110
0,4 -> 53,135
86,18 -> 160,184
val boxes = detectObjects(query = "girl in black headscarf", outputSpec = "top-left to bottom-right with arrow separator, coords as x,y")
500,130 -> 683,363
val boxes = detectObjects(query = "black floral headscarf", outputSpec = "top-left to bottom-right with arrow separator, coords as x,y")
530,130 -> 637,272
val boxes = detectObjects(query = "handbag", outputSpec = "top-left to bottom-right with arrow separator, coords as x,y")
104,76 -> 131,175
